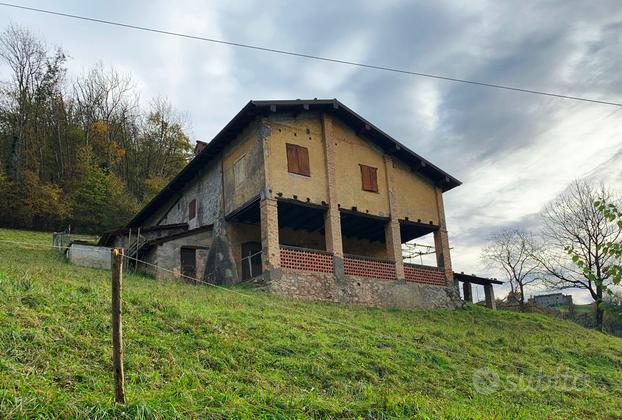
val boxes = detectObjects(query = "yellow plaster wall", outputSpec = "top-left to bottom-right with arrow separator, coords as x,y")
392,159 -> 440,225
265,114 -> 328,204
333,119 -> 390,216
222,121 -> 264,215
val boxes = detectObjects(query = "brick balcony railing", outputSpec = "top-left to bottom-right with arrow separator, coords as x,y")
279,247 -> 446,286
344,254 -> 397,280
404,263 -> 446,286
280,246 -> 334,273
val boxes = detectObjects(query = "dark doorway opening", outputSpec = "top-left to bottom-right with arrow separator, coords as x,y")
180,247 -> 197,281
241,241 -> 262,280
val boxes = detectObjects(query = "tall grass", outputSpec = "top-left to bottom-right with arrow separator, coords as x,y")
0,228 -> 621,418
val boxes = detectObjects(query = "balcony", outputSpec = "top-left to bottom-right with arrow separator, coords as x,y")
280,245 -> 333,273
343,254 -> 396,280
404,263 -> 446,286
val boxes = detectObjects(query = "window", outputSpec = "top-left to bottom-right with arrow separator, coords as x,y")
286,143 -> 310,176
233,154 -> 247,187
188,199 -> 196,220
360,164 -> 378,192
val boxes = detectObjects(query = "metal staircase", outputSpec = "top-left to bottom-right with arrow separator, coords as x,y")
126,228 -> 147,271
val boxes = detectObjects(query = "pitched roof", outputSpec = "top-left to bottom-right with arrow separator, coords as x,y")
127,99 -> 461,227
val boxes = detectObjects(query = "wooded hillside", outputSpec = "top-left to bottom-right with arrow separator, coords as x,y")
0,24 -> 193,233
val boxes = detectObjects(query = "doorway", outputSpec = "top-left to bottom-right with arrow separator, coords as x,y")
241,241 -> 262,280
180,247 -> 197,282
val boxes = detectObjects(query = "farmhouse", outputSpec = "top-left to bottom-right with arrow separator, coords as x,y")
100,99 -> 489,309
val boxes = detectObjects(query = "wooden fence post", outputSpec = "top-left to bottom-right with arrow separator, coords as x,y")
111,248 -> 126,404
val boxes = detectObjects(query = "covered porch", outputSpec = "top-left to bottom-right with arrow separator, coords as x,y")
254,197 -> 453,287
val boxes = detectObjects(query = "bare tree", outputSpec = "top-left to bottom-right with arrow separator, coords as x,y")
535,181 -> 621,330
72,63 -> 137,146
482,229 -> 540,310
0,24 -> 47,180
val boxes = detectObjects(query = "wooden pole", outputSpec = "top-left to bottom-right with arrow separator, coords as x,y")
111,248 -> 126,404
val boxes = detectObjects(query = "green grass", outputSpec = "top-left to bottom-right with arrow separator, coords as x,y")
1,228 -> 621,419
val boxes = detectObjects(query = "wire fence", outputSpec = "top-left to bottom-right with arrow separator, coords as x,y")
0,237 -> 612,386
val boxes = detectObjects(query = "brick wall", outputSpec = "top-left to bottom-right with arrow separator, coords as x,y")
404,263 -> 446,286
344,254 -> 396,280
280,246 -> 333,273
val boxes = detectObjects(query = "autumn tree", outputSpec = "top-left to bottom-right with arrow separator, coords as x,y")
0,24 -> 193,233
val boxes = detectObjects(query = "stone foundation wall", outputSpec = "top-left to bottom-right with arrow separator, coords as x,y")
263,268 -> 461,310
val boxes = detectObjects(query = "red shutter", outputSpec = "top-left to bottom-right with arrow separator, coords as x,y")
188,199 -> 196,220
369,166 -> 378,192
297,146 -> 310,176
286,143 -> 310,176
360,165 -> 378,192
286,143 -> 299,174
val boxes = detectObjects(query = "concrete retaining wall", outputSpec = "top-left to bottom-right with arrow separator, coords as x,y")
68,244 -> 112,270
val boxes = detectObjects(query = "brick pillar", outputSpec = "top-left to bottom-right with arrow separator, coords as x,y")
484,283 -> 496,310
384,155 -> 405,280
463,281 -> 473,303
321,114 -> 345,280
434,188 -> 454,287
260,198 -> 280,270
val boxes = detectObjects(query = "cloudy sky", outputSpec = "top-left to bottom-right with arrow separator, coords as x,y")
2,0 -> 621,302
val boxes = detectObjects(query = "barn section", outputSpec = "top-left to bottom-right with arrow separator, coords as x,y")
95,99 -> 505,311
98,112 -> 268,284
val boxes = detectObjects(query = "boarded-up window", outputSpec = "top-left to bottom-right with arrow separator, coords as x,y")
233,154 -> 246,187
360,164 -> 378,192
188,199 -> 196,220
286,143 -> 310,176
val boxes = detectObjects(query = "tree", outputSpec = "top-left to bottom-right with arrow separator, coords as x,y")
482,229 -> 540,310
0,24 -> 193,233
69,145 -> 138,233
535,181 -> 621,331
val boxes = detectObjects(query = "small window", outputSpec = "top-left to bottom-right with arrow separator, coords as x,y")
360,164 -> 378,192
188,199 -> 196,220
233,154 -> 247,187
286,143 -> 310,176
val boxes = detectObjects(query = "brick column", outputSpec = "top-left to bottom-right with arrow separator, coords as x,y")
434,188 -> 454,287
321,114 -> 345,280
384,156 -> 405,280
260,198 -> 280,270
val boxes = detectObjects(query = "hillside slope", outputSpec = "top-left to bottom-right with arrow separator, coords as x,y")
0,229 -> 621,419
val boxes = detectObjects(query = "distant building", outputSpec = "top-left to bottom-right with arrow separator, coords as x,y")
529,293 -> 573,307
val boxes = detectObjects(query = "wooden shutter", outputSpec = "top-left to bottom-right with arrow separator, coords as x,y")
360,164 -> 378,192
188,199 -> 196,220
296,145 -> 310,176
286,143 -> 310,176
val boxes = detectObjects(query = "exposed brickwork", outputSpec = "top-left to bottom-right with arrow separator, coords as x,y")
344,255 -> 396,280
404,263 -> 446,286
434,188 -> 454,286
280,246 -> 334,273
383,155 -> 405,279
321,114 -> 344,259
260,198 -> 280,269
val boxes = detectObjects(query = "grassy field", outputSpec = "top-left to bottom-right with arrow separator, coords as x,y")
1,228 -> 621,419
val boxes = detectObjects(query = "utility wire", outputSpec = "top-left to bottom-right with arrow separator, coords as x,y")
1,2 -> 621,107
